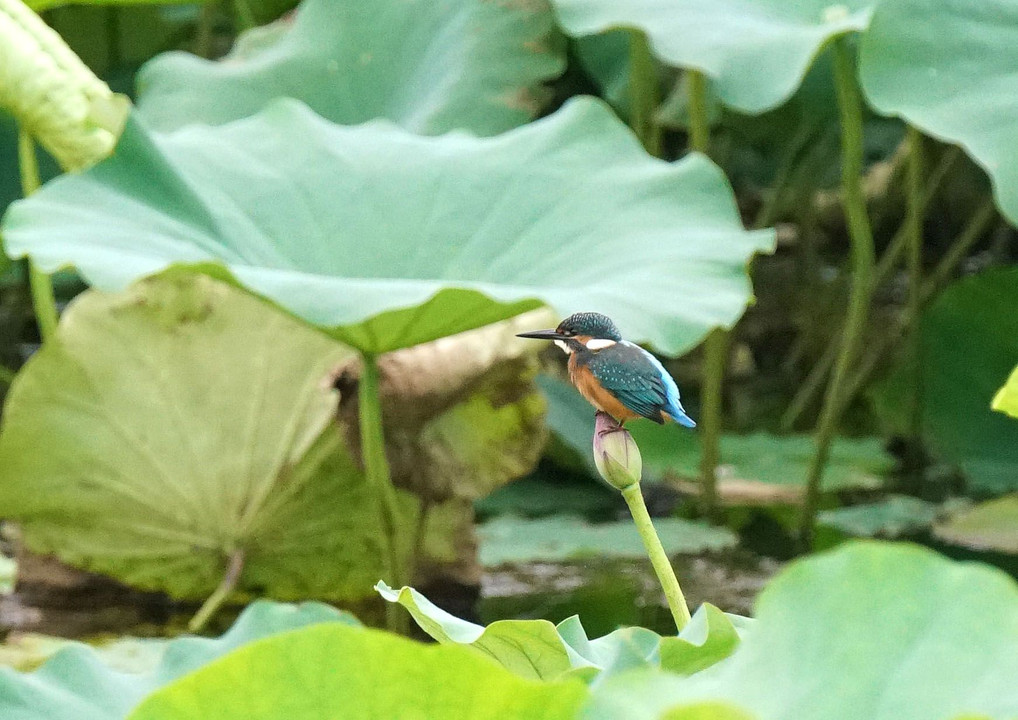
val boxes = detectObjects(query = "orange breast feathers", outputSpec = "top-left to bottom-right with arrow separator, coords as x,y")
569,357 -> 641,423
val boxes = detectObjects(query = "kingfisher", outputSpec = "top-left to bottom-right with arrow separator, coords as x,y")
518,312 -> 696,429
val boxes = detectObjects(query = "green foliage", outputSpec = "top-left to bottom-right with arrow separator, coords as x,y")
379,582 -> 747,683
2,99 -> 773,355
873,268 -> 1018,493
859,0 -> 1018,223
0,273 -> 396,601
477,515 -> 736,566
584,542 -> 1018,719
934,495 -> 1018,555
136,0 -> 565,135
127,623 -> 589,720
0,600 -> 355,720
549,0 -> 873,112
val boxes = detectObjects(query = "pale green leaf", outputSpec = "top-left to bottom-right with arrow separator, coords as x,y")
137,0 -> 565,135
376,582 -> 572,681
0,601 -> 355,720
548,0 -> 873,112
2,98 -> 774,355
859,0 -> 1018,223
587,542 -> 1018,719
128,623 -> 588,720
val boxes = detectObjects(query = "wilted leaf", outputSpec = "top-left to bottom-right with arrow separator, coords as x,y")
128,623 -> 588,720
0,601 -> 355,720
0,273 -> 398,601
477,515 -> 736,566
2,98 -> 774,355
137,0 -> 565,135
548,0 -> 873,112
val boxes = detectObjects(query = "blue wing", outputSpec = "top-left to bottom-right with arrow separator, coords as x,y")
585,342 -> 696,427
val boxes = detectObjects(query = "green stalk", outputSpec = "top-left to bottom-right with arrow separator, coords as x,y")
628,30 -> 661,156
359,354 -> 408,632
687,69 -> 723,520
780,146 -> 960,431
904,126 -> 924,441
798,39 -> 875,547
17,129 -> 59,343
231,0 -> 256,32
620,483 -> 691,631
189,549 -> 244,632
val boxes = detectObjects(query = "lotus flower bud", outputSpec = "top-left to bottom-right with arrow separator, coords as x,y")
1,0 -> 129,171
593,411 -> 642,491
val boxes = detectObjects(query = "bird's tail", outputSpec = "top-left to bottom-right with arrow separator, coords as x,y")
667,402 -> 696,429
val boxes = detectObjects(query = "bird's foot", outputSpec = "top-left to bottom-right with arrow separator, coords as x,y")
594,411 -> 626,437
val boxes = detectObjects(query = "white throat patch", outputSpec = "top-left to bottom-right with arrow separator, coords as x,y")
585,338 -> 617,351
554,339 -> 573,354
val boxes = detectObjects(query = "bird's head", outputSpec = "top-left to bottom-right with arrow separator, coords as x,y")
517,312 -> 622,354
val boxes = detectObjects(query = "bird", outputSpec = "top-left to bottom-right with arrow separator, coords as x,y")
517,312 -> 696,430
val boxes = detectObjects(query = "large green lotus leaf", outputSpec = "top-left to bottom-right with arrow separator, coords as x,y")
586,542 -> 1018,719
136,0 -> 564,135
871,269 -> 1018,493
2,98 -> 773,355
859,0 -> 1018,223
128,623 -> 588,720
0,273 -> 396,600
548,0 -> 873,113
934,495 -> 1018,555
0,600 -> 355,720
993,365 -> 1018,419
376,582 -> 572,681
478,515 -> 736,566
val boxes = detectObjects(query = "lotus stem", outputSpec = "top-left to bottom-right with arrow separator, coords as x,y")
686,69 -> 724,520
798,38 -> 876,547
621,483 -> 691,631
628,29 -> 661,156
904,126 -> 924,440
780,146 -> 961,431
359,353 -> 409,632
189,548 -> 245,632
17,129 -> 58,343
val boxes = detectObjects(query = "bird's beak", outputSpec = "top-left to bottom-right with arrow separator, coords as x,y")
516,329 -> 565,341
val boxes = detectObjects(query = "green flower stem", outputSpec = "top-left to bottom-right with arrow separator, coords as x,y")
359,353 -> 409,632
628,30 -> 661,156
686,69 -> 710,155
905,126 -> 924,440
232,0 -> 256,31
799,38 -> 875,547
189,548 -> 245,632
687,69 -> 723,520
621,482 -> 691,631
698,328 -> 725,519
17,129 -> 59,344
780,146 -> 960,431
